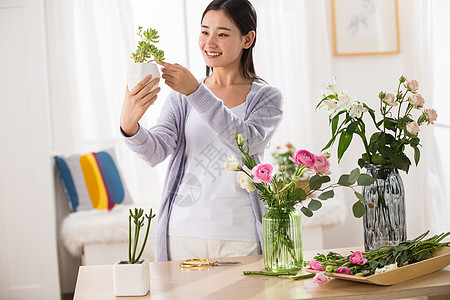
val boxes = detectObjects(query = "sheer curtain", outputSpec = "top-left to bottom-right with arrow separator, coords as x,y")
428,0 -> 450,234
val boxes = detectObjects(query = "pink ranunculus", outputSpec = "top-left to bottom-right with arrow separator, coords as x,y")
312,272 -> 330,286
407,79 -> 419,93
251,163 -> 273,184
289,149 -> 316,168
406,122 -> 420,135
425,108 -> 438,125
314,154 -> 331,175
350,251 -> 368,265
336,267 -> 352,275
383,93 -> 398,107
309,259 -> 325,271
409,94 -> 425,108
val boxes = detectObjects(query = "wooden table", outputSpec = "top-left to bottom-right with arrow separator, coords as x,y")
74,248 -> 450,299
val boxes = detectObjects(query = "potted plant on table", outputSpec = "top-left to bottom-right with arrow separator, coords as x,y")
113,208 -> 155,296
317,76 -> 438,251
225,133 -> 374,272
128,26 -> 165,92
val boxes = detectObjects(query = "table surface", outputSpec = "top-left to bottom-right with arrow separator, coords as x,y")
74,247 -> 450,300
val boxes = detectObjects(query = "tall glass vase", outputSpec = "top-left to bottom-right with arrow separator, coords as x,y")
262,209 -> 302,272
362,164 -> 406,251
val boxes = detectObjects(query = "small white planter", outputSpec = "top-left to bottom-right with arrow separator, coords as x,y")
113,258 -> 150,296
127,62 -> 160,92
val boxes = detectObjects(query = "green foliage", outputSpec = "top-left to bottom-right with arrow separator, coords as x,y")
271,143 -> 298,179
312,231 -> 450,276
231,133 -> 374,218
128,208 -> 156,264
318,76 -> 436,173
130,26 -> 165,63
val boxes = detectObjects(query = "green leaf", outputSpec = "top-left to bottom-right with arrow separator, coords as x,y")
293,188 -> 307,201
379,146 -> 394,159
308,199 -> 322,211
331,115 -> 339,136
352,201 -> 366,218
301,207 -> 313,217
372,154 -> 389,165
348,168 -> 360,184
318,190 -> 334,200
354,191 -> 366,204
337,131 -> 353,162
309,175 -> 331,190
357,174 -> 374,186
338,174 -> 351,186
413,145 -> 420,166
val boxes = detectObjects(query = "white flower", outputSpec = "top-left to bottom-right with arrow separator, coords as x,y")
322,99 -> 339,117
322,76 -> 337,95
375,263 -> 398,274
348,102 -> 368,118
337,90 -> 355,111
224,156 -> 240,171
237,171 -> 256,192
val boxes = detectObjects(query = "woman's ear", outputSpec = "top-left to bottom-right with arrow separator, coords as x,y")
243,30 -> 256,49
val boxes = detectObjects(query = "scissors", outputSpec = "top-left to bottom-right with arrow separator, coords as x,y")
179,258 -> 242,268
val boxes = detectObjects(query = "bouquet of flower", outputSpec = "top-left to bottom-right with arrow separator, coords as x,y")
224,133 -> 374,218
309,230 -> 450,286
271,143 -> 298,179
317,76 -> 438,173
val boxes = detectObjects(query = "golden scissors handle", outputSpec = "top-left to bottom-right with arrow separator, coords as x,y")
179,258 -> 212,268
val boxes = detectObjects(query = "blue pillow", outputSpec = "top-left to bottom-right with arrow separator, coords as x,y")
55,149 -> 132,211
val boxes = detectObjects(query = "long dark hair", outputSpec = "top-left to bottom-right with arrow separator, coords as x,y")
202,0 -> 257,80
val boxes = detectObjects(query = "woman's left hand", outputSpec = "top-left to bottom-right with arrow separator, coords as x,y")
158,60 -> 200,95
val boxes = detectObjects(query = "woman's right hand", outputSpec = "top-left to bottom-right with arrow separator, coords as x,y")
120,75 -> 160,136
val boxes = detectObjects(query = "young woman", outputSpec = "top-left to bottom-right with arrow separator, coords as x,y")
120,0 -> 283,261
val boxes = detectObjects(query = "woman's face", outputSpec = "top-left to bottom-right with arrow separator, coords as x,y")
199,10 -> 253,71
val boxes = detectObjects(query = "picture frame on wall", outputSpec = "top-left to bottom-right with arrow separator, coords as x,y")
331,0 -> 400,56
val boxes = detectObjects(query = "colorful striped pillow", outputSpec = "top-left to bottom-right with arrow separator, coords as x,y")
54,149 -> 132,212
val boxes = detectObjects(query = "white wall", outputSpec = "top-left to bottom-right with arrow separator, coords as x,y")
0,0 -> 60,299
319,0 -> 430,249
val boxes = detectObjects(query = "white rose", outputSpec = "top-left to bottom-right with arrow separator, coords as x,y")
407,121 -> 420,135
383,93 -> 398,106
224,156 -> 240,171
237,171 -> 256,192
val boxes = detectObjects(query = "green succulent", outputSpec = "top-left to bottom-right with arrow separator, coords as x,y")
131,26 -> 165,63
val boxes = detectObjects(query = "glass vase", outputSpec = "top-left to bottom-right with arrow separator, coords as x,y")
362,164 -> 406,251
262,209 -> 302,272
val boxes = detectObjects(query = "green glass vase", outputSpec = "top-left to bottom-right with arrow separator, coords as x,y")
262,209 -> 303,272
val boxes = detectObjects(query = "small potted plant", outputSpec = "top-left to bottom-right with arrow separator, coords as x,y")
128,26 -> 165,92
113,208 -> 155,296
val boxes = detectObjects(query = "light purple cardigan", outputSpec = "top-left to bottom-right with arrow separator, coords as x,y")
123,80 -> 283,261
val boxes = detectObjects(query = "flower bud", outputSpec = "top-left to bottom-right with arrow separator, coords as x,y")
279,165 -> 286,173
323,152 -> 331,159
325,265 -> 334,272
237,134 -> 244,147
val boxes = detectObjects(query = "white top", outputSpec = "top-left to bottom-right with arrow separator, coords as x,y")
168,101 -> 256,241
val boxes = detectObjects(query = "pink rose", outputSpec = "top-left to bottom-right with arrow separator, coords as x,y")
312,272 -> 330,286
350,251 -> 368,265
289,149 -> 316,168
407,79 -> 419,93
337,267 -> 352,275
383,93 -> 398,106
314,154 -> 331,175
409,94 -> 425,108
406,122 -> 420,135
251,164 -> 273,184
425,108 -> 438,125
309,259 -> 324,271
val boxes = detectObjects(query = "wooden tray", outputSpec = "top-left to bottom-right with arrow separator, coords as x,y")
306,247 -> 450,285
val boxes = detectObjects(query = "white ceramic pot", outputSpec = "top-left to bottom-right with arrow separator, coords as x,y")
127,62 -> 160,92
113,258 -> 150,296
